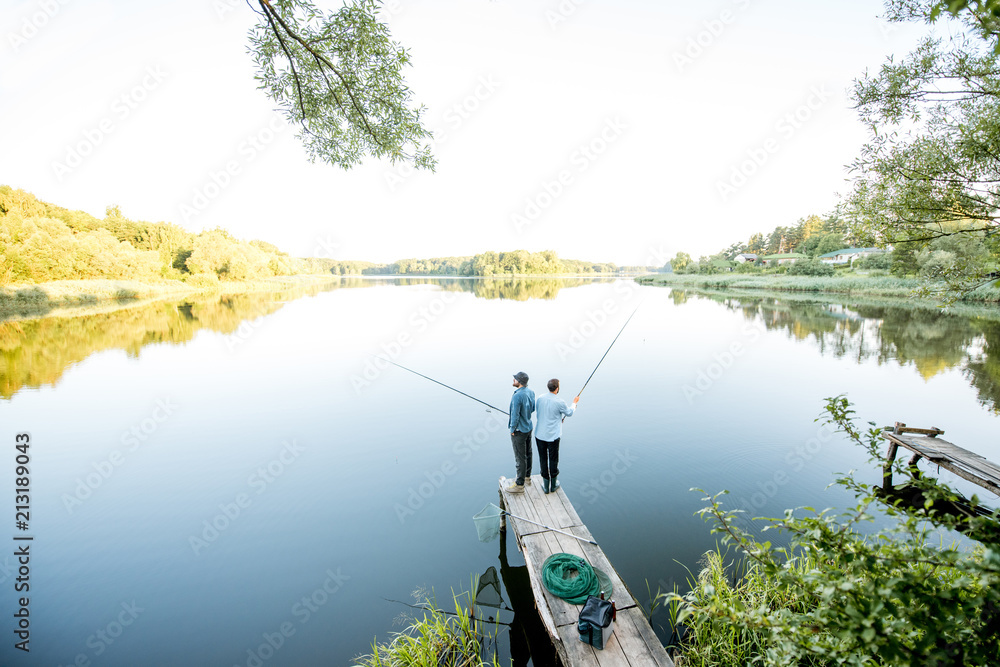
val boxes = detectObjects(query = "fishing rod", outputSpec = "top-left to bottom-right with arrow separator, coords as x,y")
501,508 -> 598,545
375,356 -> 510,416
576,302 -> 641,398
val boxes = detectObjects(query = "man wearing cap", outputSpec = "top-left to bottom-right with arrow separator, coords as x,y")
507,372 -> 536,493
534,379 -> 579,494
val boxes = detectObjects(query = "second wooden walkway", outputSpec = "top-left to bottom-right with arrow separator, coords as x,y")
882,423 -> 1000,497
498,475 -> 674,667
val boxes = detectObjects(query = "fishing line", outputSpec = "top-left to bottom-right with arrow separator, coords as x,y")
576,302 -> 642,398
375,355 -> 510,416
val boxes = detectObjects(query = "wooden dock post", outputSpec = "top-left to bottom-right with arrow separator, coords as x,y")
498,474 -> 675,667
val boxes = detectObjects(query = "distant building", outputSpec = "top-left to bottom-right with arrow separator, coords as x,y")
818,247 -> 888,265
760,252 -> 808,266
734,253 -> 758,264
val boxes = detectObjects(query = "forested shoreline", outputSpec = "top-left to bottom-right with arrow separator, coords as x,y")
328,251 -> 620,276
0,187 -> 336,286
0,188 -> 623,290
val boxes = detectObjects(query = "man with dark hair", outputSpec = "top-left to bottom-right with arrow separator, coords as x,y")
534,378 -> 578,493
507,371 -> 535,493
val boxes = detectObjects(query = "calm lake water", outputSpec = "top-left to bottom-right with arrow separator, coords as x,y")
2,277 -> 999,666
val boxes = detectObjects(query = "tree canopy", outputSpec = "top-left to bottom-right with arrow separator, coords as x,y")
248,0 -> 434,170
847,0 -> 1000,296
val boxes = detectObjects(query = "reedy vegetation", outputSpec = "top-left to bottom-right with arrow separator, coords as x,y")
670,397 -> 1000,666
354,590 -> 500,667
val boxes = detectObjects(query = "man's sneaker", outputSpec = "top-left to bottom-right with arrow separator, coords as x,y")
525,476 -> 533,485
507,483 -> 525,494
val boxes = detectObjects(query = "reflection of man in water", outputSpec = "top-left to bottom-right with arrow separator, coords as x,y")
499,528 -> 558,666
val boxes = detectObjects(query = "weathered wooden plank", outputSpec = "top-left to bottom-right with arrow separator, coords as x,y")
616,607 -> 674,666
522,531 -> 593,627
552,525 -> 639,610
499,477 -> 675,667
881,434 -> 1000,497
560,486 -> 587,527
536,481 -> 575,529
895,426 -> 945,436
557,622 -> 631,667
556,612 -> 673,667
500,476 -> 551,538
900,439 -> 1000,485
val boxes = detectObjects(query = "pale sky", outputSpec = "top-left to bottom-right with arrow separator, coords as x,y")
2,0 -> 929,265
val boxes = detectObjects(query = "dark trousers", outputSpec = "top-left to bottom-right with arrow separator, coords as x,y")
511,430 -> 533,485
535,437 -> 560,480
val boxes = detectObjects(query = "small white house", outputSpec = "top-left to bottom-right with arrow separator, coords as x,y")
818,248 -> 888,265
734,253 -> 758,264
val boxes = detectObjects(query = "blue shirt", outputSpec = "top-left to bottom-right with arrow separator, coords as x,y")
508,386 -> 535,433
534,392 -> 575,441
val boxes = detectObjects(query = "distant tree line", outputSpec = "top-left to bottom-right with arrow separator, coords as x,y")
669,211 -> 996,281
329,249 -> 618,276
0,187 -> 335,284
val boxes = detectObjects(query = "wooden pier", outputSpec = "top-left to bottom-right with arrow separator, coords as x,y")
881,423 -> 1000,498
498,475 -> 674,667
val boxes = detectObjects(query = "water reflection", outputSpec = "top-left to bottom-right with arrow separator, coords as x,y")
0,277 -> 604,399
670,288 -> 1000,413
0,284 -> 329,399
379,276 -> 604,300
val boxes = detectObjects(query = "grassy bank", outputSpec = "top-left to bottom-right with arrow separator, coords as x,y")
636,273 -> 1000,303
0,275 -> 341,320
354,593 -> 500,667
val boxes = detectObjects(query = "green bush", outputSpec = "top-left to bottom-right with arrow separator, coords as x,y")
787,259 -> 835,276
184,273 -> 220,288
854,252 -> 892,271
673,397 -> 1000,666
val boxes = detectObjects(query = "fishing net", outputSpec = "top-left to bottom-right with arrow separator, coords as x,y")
473,504 -> 503,543
474,567 -> 503,609
542,553 -> 601,604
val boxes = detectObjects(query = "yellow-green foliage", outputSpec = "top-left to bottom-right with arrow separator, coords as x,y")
0,186 -> 335,283
0,281 -> 339,398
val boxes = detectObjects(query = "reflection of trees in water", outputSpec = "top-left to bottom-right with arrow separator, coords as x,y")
672,289 -> 1000,413
0,282 -> 339,399
0,276 -> 605,399
381,276 -> 603,300
965,319 -> 1000,414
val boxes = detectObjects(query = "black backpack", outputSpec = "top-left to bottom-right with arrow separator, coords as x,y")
577,595 -> 615,649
